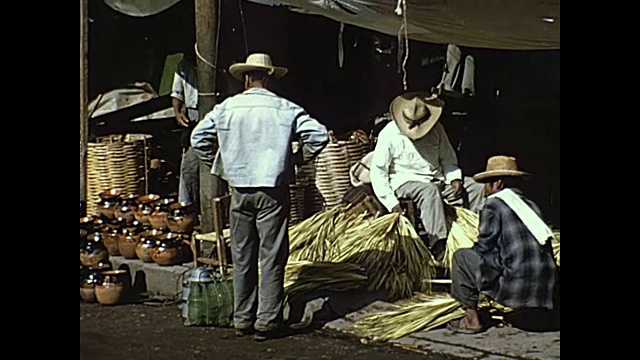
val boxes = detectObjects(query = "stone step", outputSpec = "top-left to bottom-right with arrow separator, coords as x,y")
109,256 -> 193,298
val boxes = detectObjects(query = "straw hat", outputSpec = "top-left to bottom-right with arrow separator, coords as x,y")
472,156 -> 530,182
389,92 -> 445,140
228,53 -> 288,81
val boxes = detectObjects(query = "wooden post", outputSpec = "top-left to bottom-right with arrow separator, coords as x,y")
80,0 -> 88,217
195,0 -> 225,233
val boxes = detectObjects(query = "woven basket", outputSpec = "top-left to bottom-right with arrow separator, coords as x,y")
289,184 -> 306,226
312,138 -> 370,209
86,134 -> 152,217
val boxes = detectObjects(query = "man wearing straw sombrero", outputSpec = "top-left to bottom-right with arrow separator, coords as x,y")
369,92 -> 484,262
447,155 -> 558,334
191,53 -> 329,341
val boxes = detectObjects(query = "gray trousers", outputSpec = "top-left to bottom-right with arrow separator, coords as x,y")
395,176 -> 484,247
230,185 -> 290,331
178,146 -> 200,210
451,248 -> 481,310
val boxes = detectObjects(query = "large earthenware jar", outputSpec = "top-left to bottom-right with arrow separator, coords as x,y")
136,229 -> 163,263
149,198 -> 176,230
114,194 -> 138,223
166,202 -> 198,233
134,194 -> 161,226
80,232 -> 109,268
95,269 -> 128,305
151,232 -> 183,266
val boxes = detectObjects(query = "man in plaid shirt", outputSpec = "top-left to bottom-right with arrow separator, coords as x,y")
448,156 -> 558,334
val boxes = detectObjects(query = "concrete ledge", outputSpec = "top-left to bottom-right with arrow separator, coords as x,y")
110,256 -> 194,298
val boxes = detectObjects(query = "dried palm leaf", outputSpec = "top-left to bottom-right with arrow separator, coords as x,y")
349,292 -> 465,342
288,205 -> 374,262
283,260 -> 368,298
329,213 -> 435,300
442,207 -> 479,272
552,230 -> 560,267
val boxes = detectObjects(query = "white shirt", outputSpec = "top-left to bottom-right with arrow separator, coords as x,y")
171,61 -> 198,110
370,121 -> 462,211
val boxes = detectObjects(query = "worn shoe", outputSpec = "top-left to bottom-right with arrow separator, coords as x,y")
234,327 -> 255,337
430,239 -> 447,263
253,327 -> 288,342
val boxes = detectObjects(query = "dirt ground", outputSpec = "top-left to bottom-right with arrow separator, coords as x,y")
80,301 -> 450,360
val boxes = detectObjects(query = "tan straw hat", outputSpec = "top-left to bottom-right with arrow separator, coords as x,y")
473,155 -> 531,182
389,92 -> 445,140
228,53 -> 288,81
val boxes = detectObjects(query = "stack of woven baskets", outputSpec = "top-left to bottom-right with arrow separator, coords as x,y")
86,134 -> 152,217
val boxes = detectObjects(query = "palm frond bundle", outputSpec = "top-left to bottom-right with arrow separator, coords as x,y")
349,292 -> 465,342
442,207 -> 479,272
329,213 -> 435,300
283,260 -> 368,298
552,230 -> 560,267
288,205 -> 346,262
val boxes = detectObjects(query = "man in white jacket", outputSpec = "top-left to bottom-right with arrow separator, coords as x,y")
370,92 -> 483,261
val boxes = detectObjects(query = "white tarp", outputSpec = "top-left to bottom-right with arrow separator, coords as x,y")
103,0 -> 181,17
247,0 -> 560,50
89,82 -> 174,122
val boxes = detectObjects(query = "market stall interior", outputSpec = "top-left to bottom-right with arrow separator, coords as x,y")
80,0 -> 559,342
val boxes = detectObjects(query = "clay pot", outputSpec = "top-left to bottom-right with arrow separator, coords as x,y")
95,269 -> 128,306
151,233 -> 183,266
114,194 -> 138,223
102,226 -> 122,256
134,194 -> 161,226
97,199 -> 119,220
123,220 -> 143,235
79,267 -> 106,303
166,202 -> 198,233
80,216 -> 95,232
80,233 -> 109,268
117,229 -> 139,259
99,189 -> 122,200
136,229 -> 163,263
93,218 -> 107,233
149,198 -> 176,230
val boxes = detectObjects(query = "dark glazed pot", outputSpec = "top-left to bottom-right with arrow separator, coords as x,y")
95,269 -> 128,306
80,233 -> 109,268
151,233 -> 184,266
166,202 -> 198,233
136,229 -> 163,263
134,194 -> 161,226
149,198 -> 176,230
118,229 -> 139,259
114,194 -> 138,223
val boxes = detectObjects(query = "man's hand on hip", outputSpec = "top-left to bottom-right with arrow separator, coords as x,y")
391,204 -> 403,214
451,179 -> 464,198
176,113 -> 190,128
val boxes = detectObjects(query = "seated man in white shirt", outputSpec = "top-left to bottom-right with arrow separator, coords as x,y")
370,92 -> 484,262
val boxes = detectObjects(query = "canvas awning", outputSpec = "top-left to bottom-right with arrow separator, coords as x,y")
248,0 -> 560,50
101,0 -> 559,50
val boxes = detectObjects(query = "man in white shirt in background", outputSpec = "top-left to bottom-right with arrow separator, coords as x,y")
370,92 -> 484,262
171,50 -> 201,211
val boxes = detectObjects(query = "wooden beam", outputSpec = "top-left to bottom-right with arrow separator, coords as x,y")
80,0 -> 88,216
195,0 -> 226,233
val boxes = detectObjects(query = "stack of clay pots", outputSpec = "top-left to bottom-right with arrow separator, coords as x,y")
80,217 -> 129,306
81,188 -> 196,286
